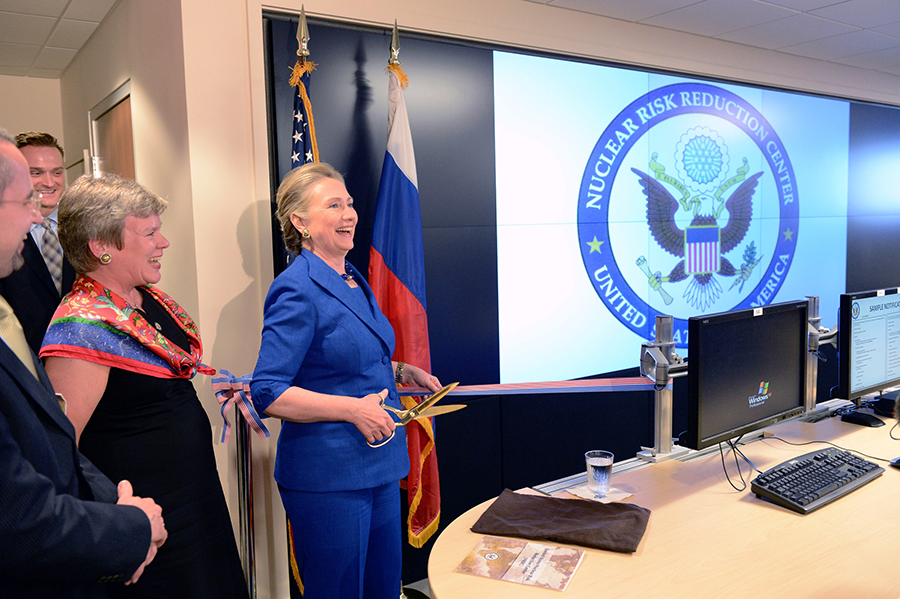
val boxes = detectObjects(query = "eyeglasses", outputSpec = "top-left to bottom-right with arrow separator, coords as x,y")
0,191 -> 42,214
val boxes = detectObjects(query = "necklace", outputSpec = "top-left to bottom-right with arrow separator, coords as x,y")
340,261 -> 354,283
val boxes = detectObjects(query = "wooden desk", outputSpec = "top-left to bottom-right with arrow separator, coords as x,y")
429,417 -> 900,598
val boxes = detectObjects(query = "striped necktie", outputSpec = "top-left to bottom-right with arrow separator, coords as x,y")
42,218 -> 63,295
0,296 -> 39,380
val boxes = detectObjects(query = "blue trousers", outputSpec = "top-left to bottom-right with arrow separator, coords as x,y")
279,482 -> 401,599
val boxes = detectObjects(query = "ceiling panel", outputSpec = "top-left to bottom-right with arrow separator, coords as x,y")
761,0 -> 848,10
28,67 -> 64,78
0,0 -> 110,76
810,0 -> 900,29
543,0 -> 703,22
640,0 -> 796,37
63,0 -> 117,22
0,11 -> 57,46
716,12 -> 855,48
0,65 -> 30,76
0,0 -> 69,18
47,18 -> 99,49
834,44 -> 900,68
872,21 -> 900,38
782,29 -> 900,59
876,63 -> 900,76
0,41 -> 41,67
34,45 -> 77,69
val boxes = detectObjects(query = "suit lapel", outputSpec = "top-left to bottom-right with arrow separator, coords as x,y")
304,252 -> 394,350
22,235 -> 59,297
0,341 -> 75,437
61,256 -> 76,293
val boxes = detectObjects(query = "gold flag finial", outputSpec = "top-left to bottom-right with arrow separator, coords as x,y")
389,19 -> 400,65
290,6 -> 317,87
297,5 -> 310,58
386,19 -> 409,88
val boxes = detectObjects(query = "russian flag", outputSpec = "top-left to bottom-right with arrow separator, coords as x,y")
369,67 -> 440,547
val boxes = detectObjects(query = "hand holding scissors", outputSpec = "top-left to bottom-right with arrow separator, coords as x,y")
367,382 -> 463,448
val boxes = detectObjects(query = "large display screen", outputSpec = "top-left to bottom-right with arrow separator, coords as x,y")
494,52 -> 848,383
838,288 -> 900,400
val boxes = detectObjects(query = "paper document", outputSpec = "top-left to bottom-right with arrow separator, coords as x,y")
455,535 -> 584,591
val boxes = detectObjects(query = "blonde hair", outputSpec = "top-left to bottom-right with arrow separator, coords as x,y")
276,162 -> 345,254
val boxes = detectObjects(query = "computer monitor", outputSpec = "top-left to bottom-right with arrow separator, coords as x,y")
837,288 -> 900,407
684,300 -> 809,450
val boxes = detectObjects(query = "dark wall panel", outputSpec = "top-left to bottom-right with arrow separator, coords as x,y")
847,103 -> 900,292
499,390 -> 654,490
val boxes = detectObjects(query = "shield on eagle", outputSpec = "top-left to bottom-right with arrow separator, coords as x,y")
685,225 -> 720,275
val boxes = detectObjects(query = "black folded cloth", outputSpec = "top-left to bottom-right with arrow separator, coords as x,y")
470,488 -> 650,553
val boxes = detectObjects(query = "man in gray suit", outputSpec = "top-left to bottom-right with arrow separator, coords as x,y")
0,128 -> 167,598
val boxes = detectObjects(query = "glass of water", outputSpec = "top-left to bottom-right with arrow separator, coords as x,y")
585,450 -> 614,497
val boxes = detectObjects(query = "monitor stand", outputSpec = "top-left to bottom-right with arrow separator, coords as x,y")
871,390 -> 899,418
840,396 -> 887,427
840,410 -> 885,427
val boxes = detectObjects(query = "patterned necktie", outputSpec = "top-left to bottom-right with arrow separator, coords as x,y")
42,218 -> 63,295
0,296 -> 39,380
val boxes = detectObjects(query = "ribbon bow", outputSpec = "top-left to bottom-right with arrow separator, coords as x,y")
211,370 -> 270,443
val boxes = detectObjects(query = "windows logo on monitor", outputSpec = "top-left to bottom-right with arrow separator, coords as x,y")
750,382 -> 770,407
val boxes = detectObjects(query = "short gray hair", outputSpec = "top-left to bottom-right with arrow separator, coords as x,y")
59,173 -> 168,273
0,128 -> 18,199
276,162 -> 345,254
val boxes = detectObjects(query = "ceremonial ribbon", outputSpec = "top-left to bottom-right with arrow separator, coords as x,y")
397,377 -> 657,397
212,370 -> 270,443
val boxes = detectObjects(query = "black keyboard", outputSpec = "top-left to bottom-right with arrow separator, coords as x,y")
750,447 -> 884,514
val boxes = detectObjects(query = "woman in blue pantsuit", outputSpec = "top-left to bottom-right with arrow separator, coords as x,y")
251,163 -> 441,599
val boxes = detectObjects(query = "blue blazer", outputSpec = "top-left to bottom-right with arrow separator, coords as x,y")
0,330 -> 149,598
251,252 -> 409,493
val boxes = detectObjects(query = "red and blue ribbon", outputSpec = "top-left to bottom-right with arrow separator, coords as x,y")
212,370 -> 270,443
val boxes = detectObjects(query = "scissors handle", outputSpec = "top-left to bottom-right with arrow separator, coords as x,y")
367,429 -> 395,448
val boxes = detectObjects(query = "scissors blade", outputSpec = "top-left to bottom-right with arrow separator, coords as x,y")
399,382 -> 459,425
401,403 -> 466,423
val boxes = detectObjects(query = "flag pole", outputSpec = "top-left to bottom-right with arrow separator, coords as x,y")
289,5 -> 319,165
370,20 -> 440,553
235,409 -> 255,598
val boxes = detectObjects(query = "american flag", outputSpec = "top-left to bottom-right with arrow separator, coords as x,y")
685,226 -> 720,275
290,63 -> 318,166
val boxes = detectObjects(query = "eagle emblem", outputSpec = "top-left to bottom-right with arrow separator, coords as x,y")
632,127 -> 763,311
577,82 -> 799,347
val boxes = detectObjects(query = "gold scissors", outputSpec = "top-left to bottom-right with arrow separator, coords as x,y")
367,382 -> 463,448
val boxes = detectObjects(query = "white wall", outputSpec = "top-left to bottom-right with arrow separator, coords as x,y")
56,1 -> 900,598
0,74 -> 64,154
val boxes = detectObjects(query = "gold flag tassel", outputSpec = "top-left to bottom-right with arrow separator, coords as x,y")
287,521 -> 305,595
289,59 -> 320,164
387,62 -> 409,90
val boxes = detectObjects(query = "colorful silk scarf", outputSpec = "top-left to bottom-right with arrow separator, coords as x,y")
40,275 -> 215,379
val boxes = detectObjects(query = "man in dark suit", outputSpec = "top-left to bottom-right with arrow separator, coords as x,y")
0,129 -> 167,597
0,131 -> 77,354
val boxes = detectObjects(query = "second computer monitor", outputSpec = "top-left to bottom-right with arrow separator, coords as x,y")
684,300 -> 809,450
837,288 -> 900,403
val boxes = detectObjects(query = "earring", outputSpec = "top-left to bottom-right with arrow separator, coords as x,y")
99,253 -> 112,265
301,229 -> 311,239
